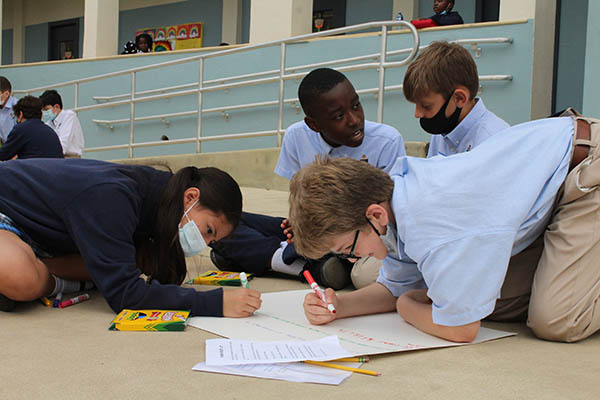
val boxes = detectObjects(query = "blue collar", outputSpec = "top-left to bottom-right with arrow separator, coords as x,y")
442,98 -> 485,149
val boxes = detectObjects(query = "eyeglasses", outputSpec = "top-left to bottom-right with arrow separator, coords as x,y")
334,218 -> 381,260
336,229 -> 361,260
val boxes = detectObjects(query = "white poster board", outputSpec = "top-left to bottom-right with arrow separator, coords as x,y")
189,290 -> 514,356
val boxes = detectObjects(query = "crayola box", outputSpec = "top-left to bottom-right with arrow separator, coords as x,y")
109,309 -> 190,331
185,270 -> 254,286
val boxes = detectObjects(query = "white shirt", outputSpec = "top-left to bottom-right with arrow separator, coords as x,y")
275,120 -> 405,179
47,109 -> 85,156
377,117 -> 573,326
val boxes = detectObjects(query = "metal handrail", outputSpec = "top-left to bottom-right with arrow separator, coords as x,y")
15,20 -> 423,157
91,75 -> 513,129
89,37 -> 512,103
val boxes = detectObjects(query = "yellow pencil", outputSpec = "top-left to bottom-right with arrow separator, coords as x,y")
40,297 -> 52,307
304,360 -> 380,376
330,356 -> 370,363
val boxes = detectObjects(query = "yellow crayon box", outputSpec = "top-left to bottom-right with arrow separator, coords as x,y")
185,270 -> 254,286
109,309 -> 190,331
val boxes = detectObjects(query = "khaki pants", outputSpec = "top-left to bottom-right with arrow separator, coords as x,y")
492,115 -> 600,342
351,256 -> 381,289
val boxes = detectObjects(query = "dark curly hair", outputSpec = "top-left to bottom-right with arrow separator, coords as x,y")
13,95 -> 43,120
135,33 -> 153,52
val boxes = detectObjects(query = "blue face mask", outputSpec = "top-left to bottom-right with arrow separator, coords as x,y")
42,109 -> 57,123
178,200 -> 208,257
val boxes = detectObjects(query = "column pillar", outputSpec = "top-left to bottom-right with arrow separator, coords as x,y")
500,0 -> 557,119
222,0 -> 242,45
83,0 -> 119,58
249,0 -> 313,44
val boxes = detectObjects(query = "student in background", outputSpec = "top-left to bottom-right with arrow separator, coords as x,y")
0,76 -> 17,145
411,0 -> 464,29
292,113 -> 600,343
350,41 -> 509,289
0,96 -> 63,161
39,90 -> 85,158
210,68 -> 406,290
121,33 -> 153,55
0,161 -> 261,316
136,33 -> 153,53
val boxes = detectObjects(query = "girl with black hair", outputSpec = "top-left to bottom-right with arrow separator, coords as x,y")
0,158 -> 261,316
121,34 -> 153,55
135,33 -> 153,53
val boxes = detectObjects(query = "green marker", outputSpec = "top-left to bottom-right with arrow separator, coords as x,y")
239,272 -> 249,288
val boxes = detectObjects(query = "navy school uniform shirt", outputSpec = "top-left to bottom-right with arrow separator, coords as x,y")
0,118 -> 64,161
430,11 -> 464,26
0,159 -> 223,316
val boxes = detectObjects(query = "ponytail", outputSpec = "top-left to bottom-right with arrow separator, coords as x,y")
138,166 -> 242,285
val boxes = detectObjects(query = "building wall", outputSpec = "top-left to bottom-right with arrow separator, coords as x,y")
554,0 -> 588,113
2,29 -> 12,65
346,0 -> 394,26
241,0 -> 251,44
2,0 -> 224,65
118,0 -> 223,49
24,23 -> 47,63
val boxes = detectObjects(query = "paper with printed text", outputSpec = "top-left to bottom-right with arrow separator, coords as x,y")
205,335 -> 352,365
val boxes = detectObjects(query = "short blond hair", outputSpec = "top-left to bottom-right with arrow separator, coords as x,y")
289,157 -> 394,259
403,41 -> 479,102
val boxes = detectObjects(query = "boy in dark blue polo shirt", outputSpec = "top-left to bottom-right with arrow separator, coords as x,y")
0,96 -> 63,161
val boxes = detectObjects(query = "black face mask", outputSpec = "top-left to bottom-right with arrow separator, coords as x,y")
419,94 -> 462,135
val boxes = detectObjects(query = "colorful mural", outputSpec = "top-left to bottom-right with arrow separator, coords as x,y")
136,22 -> 203,52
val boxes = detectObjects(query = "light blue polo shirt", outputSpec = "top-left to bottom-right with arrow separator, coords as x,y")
275,120 -> 405,179
377,117 -> 573,326
0,96 -> 17,143
427,98 -> 509,157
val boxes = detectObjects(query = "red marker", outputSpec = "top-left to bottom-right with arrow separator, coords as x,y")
58,293 -> 90,309
303,270 -> 336,314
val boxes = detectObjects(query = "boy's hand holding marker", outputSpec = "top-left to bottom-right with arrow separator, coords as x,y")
303,270 -> 339,325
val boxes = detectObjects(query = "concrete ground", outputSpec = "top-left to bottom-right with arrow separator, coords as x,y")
1,187 -> 599,400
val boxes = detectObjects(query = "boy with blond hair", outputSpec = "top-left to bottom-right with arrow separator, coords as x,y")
350,41 -> 509,289
290,113 -> 600,343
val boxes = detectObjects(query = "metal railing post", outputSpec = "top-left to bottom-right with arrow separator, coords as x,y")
377,25 -> 388,124
197,58 -> 204,153
129,72 -> 136,158
73,83 -> 79,111
277,43 -> 286,147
